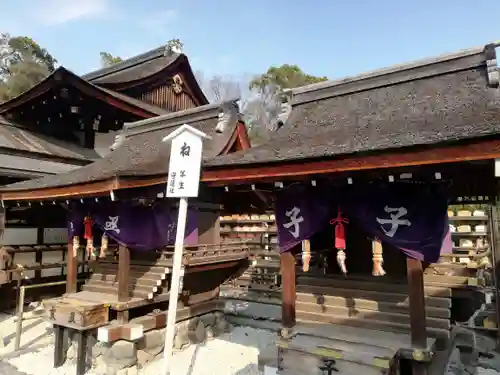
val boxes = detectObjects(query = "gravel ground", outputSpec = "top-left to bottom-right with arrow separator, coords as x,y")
3,309 -> 500,375
0,311 -> 275,375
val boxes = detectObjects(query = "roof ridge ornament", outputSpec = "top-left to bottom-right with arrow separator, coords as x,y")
172,74 -> 184,94
164,39 -> 183,56
110,132 -> 126,151
273,90 -> 293,131
215,101 -> 240,133
485,43 -> 499,88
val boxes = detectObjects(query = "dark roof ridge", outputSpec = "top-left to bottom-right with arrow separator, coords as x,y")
291,43 -> 499,106
122,99 -> 240,138
82,44 -> 179,81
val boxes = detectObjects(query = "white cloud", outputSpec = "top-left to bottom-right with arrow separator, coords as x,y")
30,0 -> 112,26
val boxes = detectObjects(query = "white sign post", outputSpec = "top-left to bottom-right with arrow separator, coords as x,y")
161,124 -> 210,375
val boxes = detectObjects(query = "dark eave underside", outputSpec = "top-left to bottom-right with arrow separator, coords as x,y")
0,116 -> 99,162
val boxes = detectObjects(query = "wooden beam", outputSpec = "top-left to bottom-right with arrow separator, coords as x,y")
281,250 -> 296,329
118,245 -> 130,303
202,138 -> 500,184
4,135 -> 500,202
407,257 -> 428,375
489,199 -> 500,348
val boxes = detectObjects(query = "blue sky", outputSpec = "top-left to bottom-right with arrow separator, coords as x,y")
1,0 -> 499,80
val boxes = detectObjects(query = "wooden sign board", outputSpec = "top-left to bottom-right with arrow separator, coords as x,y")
165,124 -> 209,198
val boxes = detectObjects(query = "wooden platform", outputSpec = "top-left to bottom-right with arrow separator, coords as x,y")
278,322 -> 436,375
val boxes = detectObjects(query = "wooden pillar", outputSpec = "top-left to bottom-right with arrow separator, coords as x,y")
281,250 -> 296,329
66,240 -> 77,294
489,201 -> 500,348
407,257 -> 427,375
118,245 -> 130,302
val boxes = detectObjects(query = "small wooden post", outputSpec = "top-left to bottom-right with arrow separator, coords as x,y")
281,250 -> 296,330
118,245 -> 130,302
53,325 -> 65,367
407,257 -> 427,375
66,240 -> 77,294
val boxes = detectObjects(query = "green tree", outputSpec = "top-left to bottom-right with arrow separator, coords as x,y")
245,64 -> 328,135
100,52 -> 123,67
249,64 -> 328,95
0,33 -> 57,102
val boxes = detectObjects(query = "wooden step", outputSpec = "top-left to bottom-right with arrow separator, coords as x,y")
94,264 -> 170,277
295,301 -> 450,330
84,280 -> 163,293
90,272 -> 165,285
296,311 -> 450,340
295,292 -> 451,317
296,275 -> 452,297
232,280 -> 280,291
82,282 -> 158,300
296,284 -> 450,307
88,274 -> 165,289
240,273 -> 277,282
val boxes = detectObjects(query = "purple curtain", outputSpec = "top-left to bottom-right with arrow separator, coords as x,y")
343,184 -> 452,263
67,202 -> 85,238
275,183 -> 452,263
275,185 -> 331,252
67,201 -> 197,251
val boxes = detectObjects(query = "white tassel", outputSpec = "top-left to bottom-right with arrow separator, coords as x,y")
336,249 -> 347,275
301,240 -> 311,272
86,238 -> 95,260
100,234 -> 108,258
72,236 -> 80,258
372,238 -> 386,276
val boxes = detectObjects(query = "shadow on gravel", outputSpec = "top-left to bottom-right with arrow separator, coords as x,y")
233,363 -> 261,375
0,360 -> 30,375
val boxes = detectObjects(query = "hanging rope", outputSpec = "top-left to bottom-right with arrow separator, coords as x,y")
330,208 -> 349,275
84,215 -> 94,259
301,239 -> 311,272
72,236 -> 80,258
99,234 -> 108,258
372,237 -> 386,276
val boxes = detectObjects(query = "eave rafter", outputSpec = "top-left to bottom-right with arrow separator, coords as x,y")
0,121 -> 251,201
2,136 -> 500,202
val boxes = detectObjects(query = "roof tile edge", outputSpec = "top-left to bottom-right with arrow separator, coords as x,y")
82,45 -> 178,81
109,99 -> 240,150
291,44 -> 497,105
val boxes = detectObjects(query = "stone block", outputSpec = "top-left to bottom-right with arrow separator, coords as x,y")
200,312 -> 216,327
187,317 -> 200,331
137,349 -> 154,368
206,326 -> 215,340
137,329 -> 165,351
109,340 -> 136,359
188,320 -> 206,343
216,317 -> 230,334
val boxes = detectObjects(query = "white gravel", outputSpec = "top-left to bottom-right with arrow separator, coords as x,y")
4,309 -> 500,375
0,311 -> 275,375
